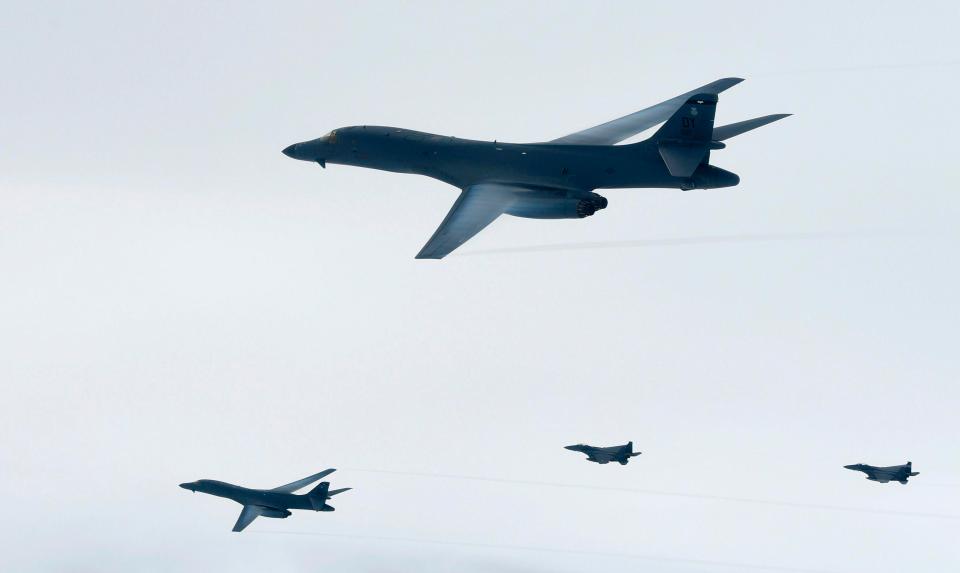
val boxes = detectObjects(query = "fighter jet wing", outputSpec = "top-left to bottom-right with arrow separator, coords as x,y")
416,184 -> 515,259
232,505 -> 263,532
591,450 -> 616,463
549,78 -> 743,145
271,469 -> 336,493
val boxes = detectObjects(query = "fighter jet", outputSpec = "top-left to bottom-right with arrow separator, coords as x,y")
283,77 -> 788,258
844,461 -> 919,484
565,441 -> 641,465
179,469 -> 351,532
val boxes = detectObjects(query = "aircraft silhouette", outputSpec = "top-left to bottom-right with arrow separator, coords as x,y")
284,77 -> 788,258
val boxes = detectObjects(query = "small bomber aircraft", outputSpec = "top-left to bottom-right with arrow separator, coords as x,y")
180,469 -> 351,532
844,461 -> 919,484
565,441 -> 642,465
283,77 -> 789,258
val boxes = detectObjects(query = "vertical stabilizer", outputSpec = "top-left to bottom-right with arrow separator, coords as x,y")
653,94 -> 717,177
308,481 -> 330,499
307,481 -> 333,510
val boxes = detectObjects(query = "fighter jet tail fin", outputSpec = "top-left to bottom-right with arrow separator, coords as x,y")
652,94 -> 717,177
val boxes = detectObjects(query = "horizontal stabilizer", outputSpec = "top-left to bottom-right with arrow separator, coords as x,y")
328,487 -> 352,497
712,114 -> 791,141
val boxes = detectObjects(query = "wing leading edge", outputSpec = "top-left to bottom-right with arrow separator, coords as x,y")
549,77 -> 743,145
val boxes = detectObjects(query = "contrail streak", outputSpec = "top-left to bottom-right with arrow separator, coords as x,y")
255,530 -> 841,573
345,468 -> 960,521
754,60 -> 960,77
459,230 -> 906,256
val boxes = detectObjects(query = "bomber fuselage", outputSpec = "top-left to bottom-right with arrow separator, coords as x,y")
179,480 -> 322,511
282,126 -> 739,192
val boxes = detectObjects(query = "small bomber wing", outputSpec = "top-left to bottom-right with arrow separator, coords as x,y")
271,469 -> 336,493
416,183 -> 516,259
549,78 -> 743,145
233,505 -> 263,532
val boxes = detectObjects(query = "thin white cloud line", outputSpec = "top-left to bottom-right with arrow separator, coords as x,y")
255,530 -> 841,573
344,468 -> 960,521
753,60 -> 960,77
458,230 -> 916,256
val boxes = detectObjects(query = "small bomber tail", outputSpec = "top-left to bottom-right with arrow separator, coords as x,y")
308,481 -> 330,498
307,481 -> 334,511
307,481 -> 351,511
651,90 -> 789,180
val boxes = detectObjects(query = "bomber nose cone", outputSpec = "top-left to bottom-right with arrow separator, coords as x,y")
282,144 -> 298,158
179,482 -> 195,491
843,465 -> 857,470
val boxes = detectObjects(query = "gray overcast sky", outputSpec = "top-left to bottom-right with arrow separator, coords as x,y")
2,1 -> 958,572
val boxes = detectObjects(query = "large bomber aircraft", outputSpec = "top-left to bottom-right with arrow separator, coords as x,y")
283,77 -> 789,258
180,469 -> 351,532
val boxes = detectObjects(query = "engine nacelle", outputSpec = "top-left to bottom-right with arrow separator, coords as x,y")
506,192 -> 608,220
258,508 -> 292,519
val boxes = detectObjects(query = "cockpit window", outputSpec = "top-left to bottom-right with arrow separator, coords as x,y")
326,130 -> 337,144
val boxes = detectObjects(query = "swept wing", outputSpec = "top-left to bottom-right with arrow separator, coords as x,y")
416,183 -> 517,259
271,469 -> 336,493
233,505 -> 263,532
549,78 -> 743,145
